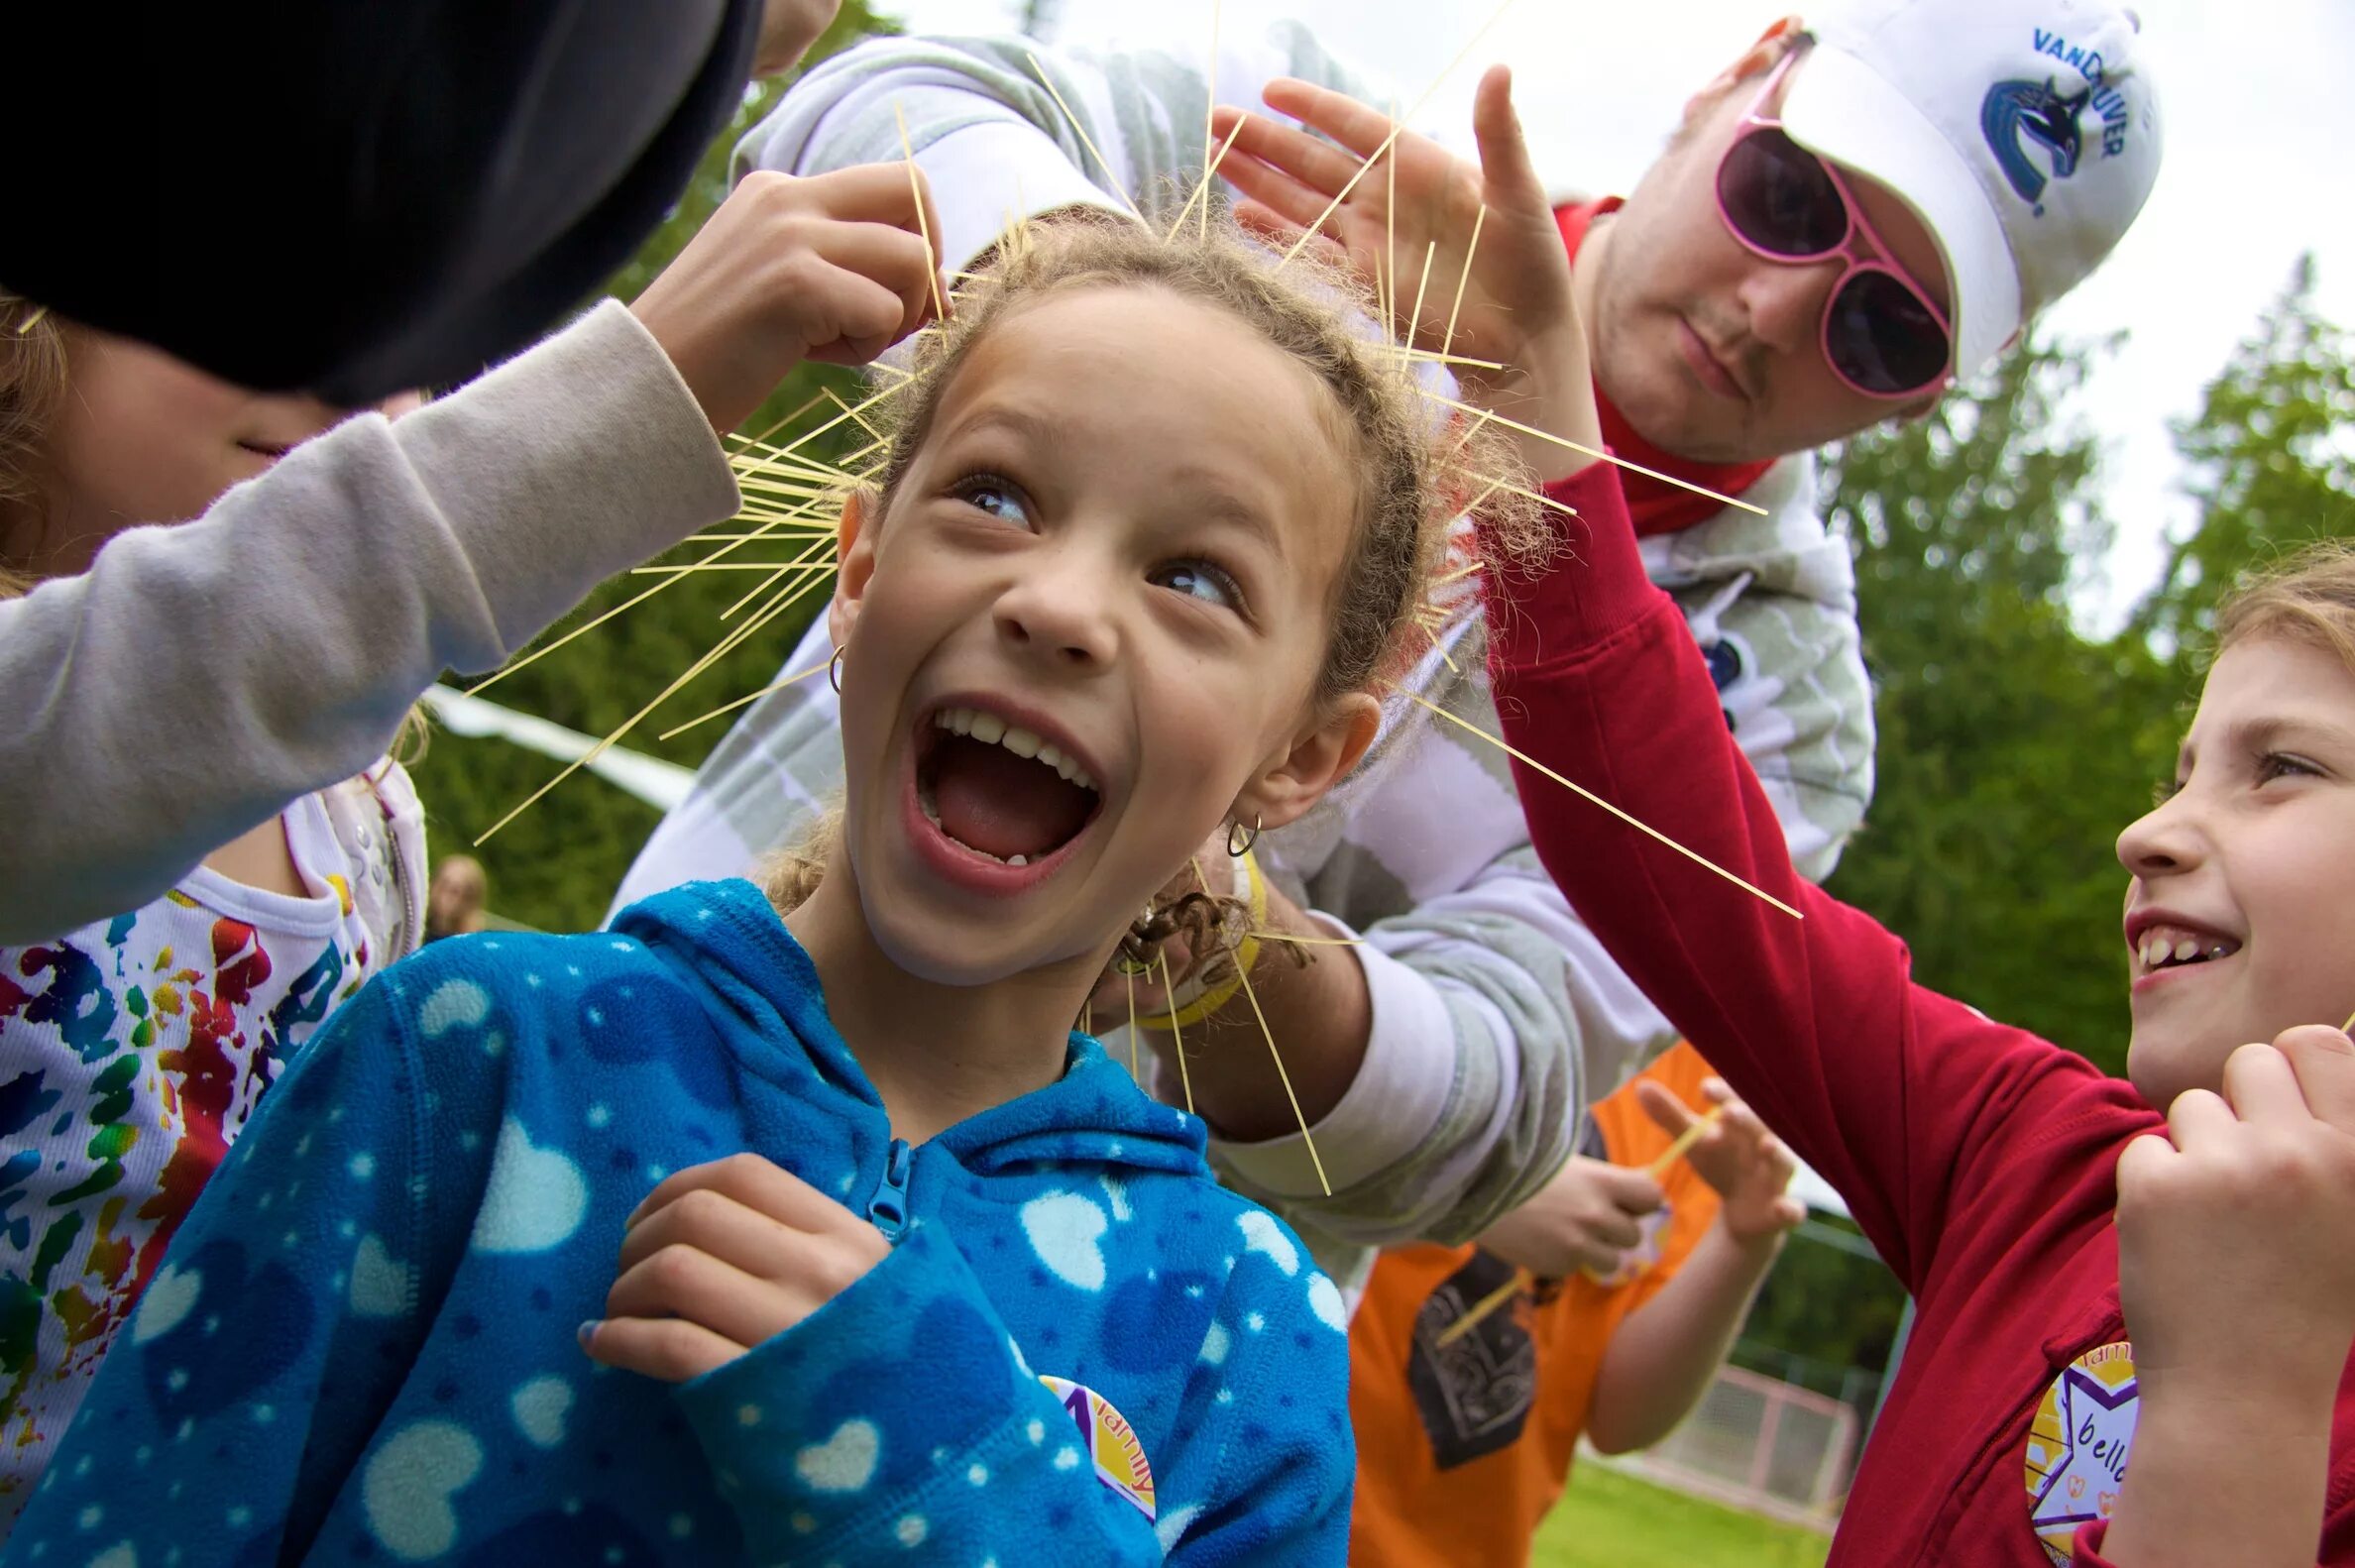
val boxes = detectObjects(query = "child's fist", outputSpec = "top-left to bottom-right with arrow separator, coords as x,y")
580,1153 -> 891,1383
2116,1026 -> 2355,1399
1476,1155 -> 1665,1281
630,164 -> 947,435
1637,1077 -> 1803,1245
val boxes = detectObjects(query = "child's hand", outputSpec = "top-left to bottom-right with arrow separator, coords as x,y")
1213,65 -> 1600,479
580,1153 -> 890,1382
629,165 -> 947,436
1636,1077 -> 1803,1245
2116,1026 -> 2355,1400
1476,1154 -> 1665,1280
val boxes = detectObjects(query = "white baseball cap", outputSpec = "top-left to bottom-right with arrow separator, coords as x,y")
1779,0 -> 2163,380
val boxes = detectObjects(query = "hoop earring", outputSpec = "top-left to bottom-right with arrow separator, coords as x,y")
828,646 -> 845,695
1226,814 -> 1262,857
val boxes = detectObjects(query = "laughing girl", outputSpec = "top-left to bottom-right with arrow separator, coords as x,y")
6,217 -> 1540,1565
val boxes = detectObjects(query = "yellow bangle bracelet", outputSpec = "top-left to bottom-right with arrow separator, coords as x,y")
1136,849 -> 1267,1032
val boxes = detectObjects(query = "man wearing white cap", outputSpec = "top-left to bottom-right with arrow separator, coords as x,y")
1557,0 -> 2158,463
618,0 -> 2162,1367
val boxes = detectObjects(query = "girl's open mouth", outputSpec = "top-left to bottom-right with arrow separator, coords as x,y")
904,702 -> 1104,890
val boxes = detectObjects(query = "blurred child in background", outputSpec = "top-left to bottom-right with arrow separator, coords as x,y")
1350,1043 -> 1803,1566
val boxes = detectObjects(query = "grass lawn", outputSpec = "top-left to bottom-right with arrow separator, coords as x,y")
1528,1462 -> 1835,1568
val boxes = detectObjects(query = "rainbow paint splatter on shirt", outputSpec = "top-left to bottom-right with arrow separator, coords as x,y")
0,789 -> 407,1528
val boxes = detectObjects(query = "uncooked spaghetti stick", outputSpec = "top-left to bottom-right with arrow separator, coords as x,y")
1434,1266 -> 1532,1348
1644,1103 -> 1727,1180
1195,849 -> 1316,1182
1441,205 -> 1487,363
1415,388 -> 1767,516
1166,117 -> 1248,245
1023,53 -> 1148,226
893,101 -> 949,325
1202,0 -> 1221,242
1160,949 -> 1195,1117
658,659 -> 833,741
1272,0 -> 1521,273
1391,689 -> 1802,919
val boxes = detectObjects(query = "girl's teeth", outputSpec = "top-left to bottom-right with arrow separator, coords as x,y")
2173,938 -> 2198,963
926,708 -> 1101,795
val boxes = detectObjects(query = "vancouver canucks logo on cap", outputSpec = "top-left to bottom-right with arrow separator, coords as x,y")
1981,77 -> 2089,215
1983,29 -> 2139,218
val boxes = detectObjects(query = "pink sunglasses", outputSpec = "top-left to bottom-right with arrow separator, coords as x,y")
1714,51 -> 1955,399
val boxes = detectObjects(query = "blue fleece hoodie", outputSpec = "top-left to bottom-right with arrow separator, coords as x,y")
7,880 -> 1352,1565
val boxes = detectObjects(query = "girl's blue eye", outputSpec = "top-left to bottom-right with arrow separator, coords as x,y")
1154,561 -> 1242,612
955,478 -> 1032,528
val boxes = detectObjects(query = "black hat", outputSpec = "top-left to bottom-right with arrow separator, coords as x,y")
7,0 -> 760,404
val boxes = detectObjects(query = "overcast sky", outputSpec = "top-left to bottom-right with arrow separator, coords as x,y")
875,0 -> 2353,632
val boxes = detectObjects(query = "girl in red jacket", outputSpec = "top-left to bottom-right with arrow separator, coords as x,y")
1217,59 -> 2355,1568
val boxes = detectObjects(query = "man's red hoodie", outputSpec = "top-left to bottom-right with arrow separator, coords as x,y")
1482,461 -> 2355,1566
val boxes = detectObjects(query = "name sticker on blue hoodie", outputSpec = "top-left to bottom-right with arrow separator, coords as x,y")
1043,1375 -> 1156,1519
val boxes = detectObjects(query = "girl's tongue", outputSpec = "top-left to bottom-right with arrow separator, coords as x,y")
928,735 -> 1096,861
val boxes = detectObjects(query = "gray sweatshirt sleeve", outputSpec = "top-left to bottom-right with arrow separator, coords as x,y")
1194,625 -> 1673,1269
0,300 -> 738,944
733,24 -> 1383,271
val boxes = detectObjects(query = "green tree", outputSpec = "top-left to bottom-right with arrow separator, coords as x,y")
406,6 -> 896,932
2133,256 -> 2355,651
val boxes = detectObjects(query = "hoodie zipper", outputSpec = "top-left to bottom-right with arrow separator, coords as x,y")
866,1137 -> 913,1241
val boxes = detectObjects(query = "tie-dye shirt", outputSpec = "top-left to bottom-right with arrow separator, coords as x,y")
12,878 -> 1351,1565
0,763 -> 421,1528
